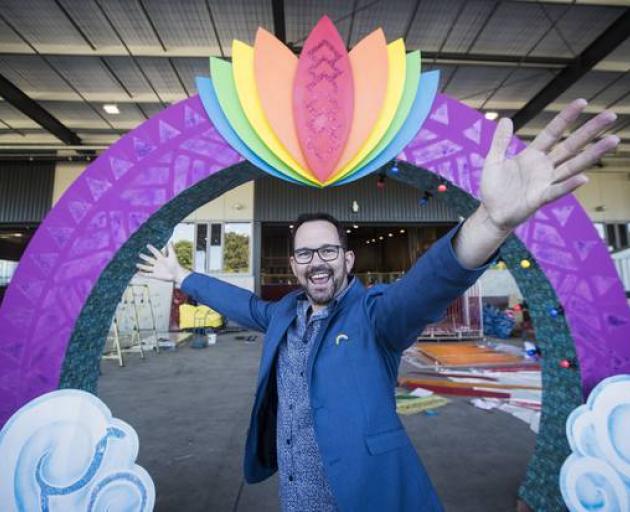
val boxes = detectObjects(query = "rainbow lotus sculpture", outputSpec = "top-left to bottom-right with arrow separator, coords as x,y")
196,16 -> 439,187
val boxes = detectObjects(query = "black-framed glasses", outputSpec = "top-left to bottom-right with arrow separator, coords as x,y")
293,244 -> 344,264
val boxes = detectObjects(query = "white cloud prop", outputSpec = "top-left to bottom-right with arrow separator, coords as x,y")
560,375 -> 630,512
0,389 -> 155,511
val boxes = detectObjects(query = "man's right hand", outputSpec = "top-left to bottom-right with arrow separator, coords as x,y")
136,243 -> 191,287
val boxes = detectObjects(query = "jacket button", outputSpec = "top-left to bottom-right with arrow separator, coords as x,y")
288,475 -> 294,482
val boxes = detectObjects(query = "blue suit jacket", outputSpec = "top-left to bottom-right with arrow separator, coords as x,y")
181,223 -> 495,511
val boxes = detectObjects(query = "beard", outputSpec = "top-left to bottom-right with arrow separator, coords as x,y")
300,264 -> 347,306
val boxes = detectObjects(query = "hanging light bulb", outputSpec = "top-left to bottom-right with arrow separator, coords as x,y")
520,259 -> 531,269
390,160 -> 399,173
437,183 -> 447,193
377,175 -> 386,189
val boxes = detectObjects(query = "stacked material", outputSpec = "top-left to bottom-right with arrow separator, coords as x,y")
415,342 -> 526,367
400,342 -> 542,432
399,369 -> 542,432
395,387 -> 450,416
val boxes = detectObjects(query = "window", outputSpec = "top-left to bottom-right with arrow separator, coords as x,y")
195,224 -> 207,273
223,223 -> 251,273
600,222 -> 630,252
169,223 -> 194,271
208,223 -> 222,272
0,260 -> 18,286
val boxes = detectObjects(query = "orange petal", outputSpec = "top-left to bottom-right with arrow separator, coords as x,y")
253,28 -> 308,171
334,28 -> 388,174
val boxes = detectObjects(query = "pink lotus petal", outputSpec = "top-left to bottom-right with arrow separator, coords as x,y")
293,16 -> 354,183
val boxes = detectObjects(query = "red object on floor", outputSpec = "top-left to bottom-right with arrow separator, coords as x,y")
400,382 -> 511,399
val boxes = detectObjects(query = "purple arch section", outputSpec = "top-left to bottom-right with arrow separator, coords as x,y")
0,97 -> 243,425
399,94 -> 630,395
0,93 -> 628,427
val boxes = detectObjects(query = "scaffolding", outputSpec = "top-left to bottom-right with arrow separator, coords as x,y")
103,284 -> 159,366
418,282 -> 484,341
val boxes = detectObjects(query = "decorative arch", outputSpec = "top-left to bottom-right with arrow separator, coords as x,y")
0,93 -> 628,510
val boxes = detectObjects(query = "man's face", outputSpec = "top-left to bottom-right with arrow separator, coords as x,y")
290,220 -> 355,306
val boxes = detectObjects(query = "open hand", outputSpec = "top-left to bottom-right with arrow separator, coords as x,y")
136,243 -> 191,286
480,99 -> 619,231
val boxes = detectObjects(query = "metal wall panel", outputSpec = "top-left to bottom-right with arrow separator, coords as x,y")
254,174 -> 458,223
0,161 -> 54,223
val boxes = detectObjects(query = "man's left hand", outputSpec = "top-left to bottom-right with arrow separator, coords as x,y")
480,99 -> 620,232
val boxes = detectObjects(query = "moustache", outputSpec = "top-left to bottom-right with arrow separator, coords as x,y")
306,265 -> 333,279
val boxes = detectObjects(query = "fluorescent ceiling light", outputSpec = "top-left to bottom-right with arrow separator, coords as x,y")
103,104 -> 120,114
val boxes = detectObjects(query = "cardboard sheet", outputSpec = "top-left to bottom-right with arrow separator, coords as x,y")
209,58 -> 316,185
232,40 -> 315,183
333,28 -> 388,174
253,28 -> 307,170
336,70 -> 439,186
328,38 -> 406,182
293,15 -> 354,182
196,76 -> 306,185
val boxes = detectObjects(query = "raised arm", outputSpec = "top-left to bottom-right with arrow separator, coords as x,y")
369,98 -> 619,353
137,243 -> 276,332
453,99 -> 619,269
367,221 -> 495,352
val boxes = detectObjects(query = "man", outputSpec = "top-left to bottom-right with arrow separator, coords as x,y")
137,101 -> 619,510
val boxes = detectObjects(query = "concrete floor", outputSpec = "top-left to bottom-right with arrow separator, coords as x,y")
98,332 -> 537,512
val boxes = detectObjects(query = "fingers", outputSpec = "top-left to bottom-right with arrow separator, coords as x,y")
138,253 -> 156,264
136,263 -> 154,273
486,117 -> 514,164
530,98 -> 587,153
552,135 -> 620,184
549,110 -> 617,166
146,244 -> 163,259
545,174 -> 589,205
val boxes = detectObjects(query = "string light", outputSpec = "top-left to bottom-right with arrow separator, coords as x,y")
377,175 -> 386,189
549,305 -> 564,317
520,259 -> 531,269
390,160 -> 399,173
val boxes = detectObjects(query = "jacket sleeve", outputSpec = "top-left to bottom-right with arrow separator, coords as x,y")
180,273 -> 276,333
366,221 -> 498,352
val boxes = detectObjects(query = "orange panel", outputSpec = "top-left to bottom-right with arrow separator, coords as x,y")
253,28 -> 308,171
334,28 -> 388,173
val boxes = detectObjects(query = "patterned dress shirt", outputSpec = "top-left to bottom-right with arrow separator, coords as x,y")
275,279 -> 354,511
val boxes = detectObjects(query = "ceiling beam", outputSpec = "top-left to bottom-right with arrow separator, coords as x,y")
512,8 -> 630,130
271,0 -> 286,44
0,48 -> 584,69
0,73 -> 81,145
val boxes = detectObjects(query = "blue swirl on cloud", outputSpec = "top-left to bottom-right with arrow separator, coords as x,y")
0,389 -> 155,512
560,375 -> 630,512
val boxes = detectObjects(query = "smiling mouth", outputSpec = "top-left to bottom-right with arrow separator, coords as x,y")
308,272 -> 332,286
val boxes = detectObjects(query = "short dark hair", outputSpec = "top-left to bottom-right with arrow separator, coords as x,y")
291,213 -> 347,250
